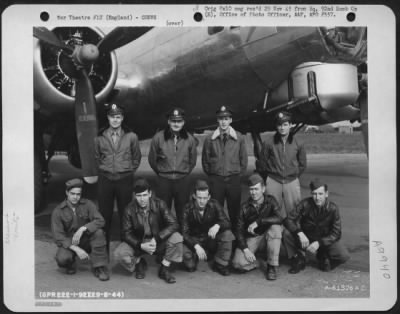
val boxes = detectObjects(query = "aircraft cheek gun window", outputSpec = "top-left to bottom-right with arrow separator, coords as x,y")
208,27 -> 225,35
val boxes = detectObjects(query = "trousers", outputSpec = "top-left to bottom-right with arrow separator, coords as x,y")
98,174 -> 133,245
155,176 -> 191,227
114,232 -> 183,272
183,230 -> 235,267
208,174 -> 241,230
282,228 -> 350,264
232,224 -> 282,270
266,177 -> 301,219
55,229 -> 108,269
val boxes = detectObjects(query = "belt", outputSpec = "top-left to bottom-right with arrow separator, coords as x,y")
100,171 -> 132,181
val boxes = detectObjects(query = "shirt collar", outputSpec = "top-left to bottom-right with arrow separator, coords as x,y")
107,127 -> 122,137
60,198 -> 86,209
211,126 -> 237,140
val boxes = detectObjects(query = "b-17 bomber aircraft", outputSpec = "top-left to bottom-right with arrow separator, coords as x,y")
33,26 -> 367,212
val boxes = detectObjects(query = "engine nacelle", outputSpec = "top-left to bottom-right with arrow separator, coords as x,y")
33,27 -> 118,115
269,62 -> 360,114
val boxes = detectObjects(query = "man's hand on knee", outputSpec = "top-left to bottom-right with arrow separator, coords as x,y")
70,245 -> 90,260
243,248 -> 256,263
297,232 -> 310,249
194,244 -> 207,261
72,226 -> 87,245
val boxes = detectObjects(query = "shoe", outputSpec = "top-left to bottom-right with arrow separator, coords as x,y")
65,261 -> 77,275
213,262 -> 230,276
231,267 -> 247,274
319,257 -> 331,272
135,259 -> 147,279
66,264 -> 76,275
288,254 -> 306,274
158,265 -> 176,284
186,265 -> 197,272
266,264 -> 278,280
94,266 -> 110,281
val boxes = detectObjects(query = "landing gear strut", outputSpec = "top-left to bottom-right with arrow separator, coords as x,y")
250,131 -> 267,180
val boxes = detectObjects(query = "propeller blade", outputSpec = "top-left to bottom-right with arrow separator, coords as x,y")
33,27 -> 73,52
97,27 -> 152,53
74,69 -> 99,178
359,90 -> 368,156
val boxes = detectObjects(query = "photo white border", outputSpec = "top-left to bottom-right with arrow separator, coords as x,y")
2,4 -> 397,311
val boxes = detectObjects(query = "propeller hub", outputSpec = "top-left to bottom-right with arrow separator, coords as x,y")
74,44 -> 100,66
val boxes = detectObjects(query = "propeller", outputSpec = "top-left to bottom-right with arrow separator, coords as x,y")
97,27 -> 151,53
74,68 -> 98,179
33,27 -> 73,52
33,26 -> 152,181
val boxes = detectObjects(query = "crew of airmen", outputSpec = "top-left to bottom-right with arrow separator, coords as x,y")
51,104 -> 350,283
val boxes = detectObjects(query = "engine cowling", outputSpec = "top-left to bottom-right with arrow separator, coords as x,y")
33,27 -> 118,115
268,62 -> 360,124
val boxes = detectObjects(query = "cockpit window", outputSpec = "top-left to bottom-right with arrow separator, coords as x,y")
323,27 -> 367,62
335,27 -> 365,47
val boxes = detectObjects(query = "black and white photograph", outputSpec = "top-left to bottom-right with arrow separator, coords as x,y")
2,4 -> 397,312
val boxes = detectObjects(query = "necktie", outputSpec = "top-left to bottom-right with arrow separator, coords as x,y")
174,135 -> 178,151
112,132 -> 118,146
223,133 -> 228,145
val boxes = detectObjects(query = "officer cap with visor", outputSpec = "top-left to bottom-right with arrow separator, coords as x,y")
274,111 -> 292,125
167,108 -> 185,121
106,103 -> 124,116
216,106 -> 233,118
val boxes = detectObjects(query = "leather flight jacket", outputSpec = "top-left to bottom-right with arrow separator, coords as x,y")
182,198 -> 232,249
284,197 -> 342,247
236,194 -> 283,250
122,196 -> 179,251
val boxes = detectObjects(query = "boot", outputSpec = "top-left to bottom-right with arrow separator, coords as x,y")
266,264 -> 278,280
94,266 -> 110,281
135,259 -> 147,279
65,261 -> 77,275
288,254 -> 306,274
158,265 -> 176,284
213,262 -> 230,276
319,257 -> 331,272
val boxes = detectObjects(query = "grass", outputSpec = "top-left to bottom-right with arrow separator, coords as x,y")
139,131 -> 366,156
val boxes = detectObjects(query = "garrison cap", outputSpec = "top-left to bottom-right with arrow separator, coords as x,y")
274,111 -> 292,125
247,173 -> 264,187
106,103 -> 124,116
216,105 -> 233,118
309,178 -> 327,191
167,108 -> 185,121
194,179 -> 209,191
65,178 -> 83,190
134,178 -> 151,194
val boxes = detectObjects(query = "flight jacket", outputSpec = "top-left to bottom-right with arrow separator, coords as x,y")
182,198 -> 232,249
148,127 -> 197,180
94,126 -> 141,180
284,197 -> 342,247
236,194 -> 283,250
122,196 -> 180,251
258,132 -> 306,183
202,127 -> 248,177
